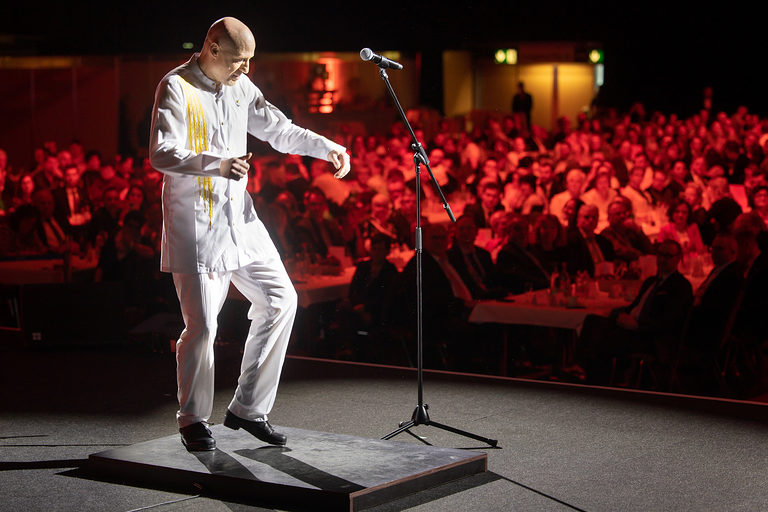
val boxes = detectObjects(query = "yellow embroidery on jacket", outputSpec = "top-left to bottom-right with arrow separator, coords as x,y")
178,77 -> 213,228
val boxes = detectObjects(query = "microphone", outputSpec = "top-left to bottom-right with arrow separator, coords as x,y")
360,48 -> 403,70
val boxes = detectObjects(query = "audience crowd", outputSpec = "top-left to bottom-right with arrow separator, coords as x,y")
1,98 -> 767,396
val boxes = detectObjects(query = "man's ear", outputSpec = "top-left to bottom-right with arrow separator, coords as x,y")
210,42 -> 220,57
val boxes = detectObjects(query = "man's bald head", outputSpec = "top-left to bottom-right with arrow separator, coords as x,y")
199,17 -> 256,86
206,17 -> 255,54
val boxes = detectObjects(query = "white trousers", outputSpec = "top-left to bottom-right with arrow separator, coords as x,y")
172,255 -> 297,428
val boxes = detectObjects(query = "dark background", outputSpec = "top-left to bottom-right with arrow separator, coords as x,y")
2,1 -> 764,117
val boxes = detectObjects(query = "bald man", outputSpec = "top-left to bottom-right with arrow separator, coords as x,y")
150,17 -> 351,451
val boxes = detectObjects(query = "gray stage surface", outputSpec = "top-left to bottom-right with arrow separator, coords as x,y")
2,348 -> 767,511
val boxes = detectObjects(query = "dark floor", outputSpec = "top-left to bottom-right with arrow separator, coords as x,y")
2,343 -> 768,511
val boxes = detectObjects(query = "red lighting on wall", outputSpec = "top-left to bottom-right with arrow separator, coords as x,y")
308,57 -> 339,114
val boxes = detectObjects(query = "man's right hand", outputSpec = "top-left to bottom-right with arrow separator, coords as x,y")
220,152 -> 252,180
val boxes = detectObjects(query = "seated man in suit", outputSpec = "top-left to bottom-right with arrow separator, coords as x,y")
732,212 -> 768,348
32,188 -> 77,255
447,214 -> 504,299
687,232 -> 744,348
495,214 -> 550,294
293,187 -> 345,261
463,178 -> 505,228
565,203 -> 615,277
676,232 -> 744,391
579,239 -> 693,386
600,198 -> 654,265
398,223 -> 474,370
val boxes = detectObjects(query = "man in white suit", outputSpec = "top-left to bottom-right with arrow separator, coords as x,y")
150,17 -> 350,451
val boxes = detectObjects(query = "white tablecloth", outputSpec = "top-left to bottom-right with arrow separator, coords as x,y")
469,292 -> 630,333
228,266 -> 355,309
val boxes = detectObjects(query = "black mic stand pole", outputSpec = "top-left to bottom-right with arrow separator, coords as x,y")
374,66 -> 497,448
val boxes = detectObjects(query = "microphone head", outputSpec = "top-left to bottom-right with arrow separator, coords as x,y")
360,48 -> 373,61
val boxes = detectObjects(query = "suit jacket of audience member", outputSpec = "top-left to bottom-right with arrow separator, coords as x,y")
495,241 -> 550,294
599,223 -> 653,263
356,215 -> 410,250
447,244 -> 498,299
53,186 -> 91,219
686,260 -> 744,351
462,201 -> 504,229
619,271 -> 693,340
35,213 -> 72,253
399,250 -> 466,325
294,214 -> 344,258
565,227 -> 616,276
734,251 -> 768,343
528,244 -> 567,275
389,209 -> 422,249
348,259 -> 400,327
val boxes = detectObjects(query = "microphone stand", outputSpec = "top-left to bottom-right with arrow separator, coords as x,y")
374,66 -> 498,448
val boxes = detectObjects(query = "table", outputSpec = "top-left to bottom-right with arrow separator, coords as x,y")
0,256 -> 97,285
469,291 -> 630,376
470,291 -> 630,333
228,266 -> 355,309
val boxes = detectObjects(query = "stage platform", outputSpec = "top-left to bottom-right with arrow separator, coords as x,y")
87,425 -> 486,511
3,349 -> 768,511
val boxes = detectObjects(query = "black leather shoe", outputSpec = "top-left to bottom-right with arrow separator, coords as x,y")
179,422 -> 216,451
223,410 -> 287,446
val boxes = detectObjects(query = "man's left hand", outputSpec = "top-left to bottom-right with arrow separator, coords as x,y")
328,150 -> 351,179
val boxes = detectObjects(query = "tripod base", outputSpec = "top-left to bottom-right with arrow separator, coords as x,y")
382,404 -> 498,448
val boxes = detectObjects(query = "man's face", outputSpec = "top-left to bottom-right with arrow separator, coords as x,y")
34,192 -> 55,217
87,155 -> 101,170
629,168 -> 644,188
455,218 -> 478,246
21,175 -> 34,195
651,171 -> 667,191
369,240 -> 390,263
480,187 -> 500,209
577,206 -> 599,233
482,160 -> 498,179
608,203 -> 629,227
305,193 -> 327,220
209,39 -> 254,85
656,244 -> 681,275
58,151 -> 72,168
425,227 -> 449,256
103,191 -> 120,214
566,173 -> 584,195
64,167 -> 80,188
43,156 -> 59,174
399,190 -> 416,214
711,236 -> 737,267
538,165 -> 553,183
671,161 -> 687,181
752,188 -> 768,210
371,196 -> 391,220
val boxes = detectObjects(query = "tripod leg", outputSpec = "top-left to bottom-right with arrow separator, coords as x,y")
382,420 -> 415,441
427,420 -> 498,447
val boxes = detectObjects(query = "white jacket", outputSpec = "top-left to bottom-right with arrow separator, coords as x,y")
150,54 -> 345,273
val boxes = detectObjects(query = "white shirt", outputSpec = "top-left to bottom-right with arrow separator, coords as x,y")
150,54 -> 346,273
